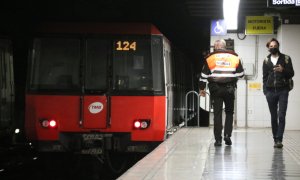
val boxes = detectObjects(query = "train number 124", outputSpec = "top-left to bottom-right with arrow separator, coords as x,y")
116,41 -> 136,51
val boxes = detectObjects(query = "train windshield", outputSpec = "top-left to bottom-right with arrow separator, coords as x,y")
29,38 -> 81,92
28,36 -> 164,94
112,37 -> 162,92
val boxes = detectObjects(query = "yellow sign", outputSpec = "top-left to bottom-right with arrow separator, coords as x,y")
245,16 -> 274,35
248,82 -> 262,90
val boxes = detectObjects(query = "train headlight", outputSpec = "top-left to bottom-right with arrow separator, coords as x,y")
134,121 -> 141,128
49,120 -> 57,128
40,119 -> 57,128
133,119 -> 150,129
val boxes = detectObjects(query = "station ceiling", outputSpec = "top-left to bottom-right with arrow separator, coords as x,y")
1,0 -> 300,60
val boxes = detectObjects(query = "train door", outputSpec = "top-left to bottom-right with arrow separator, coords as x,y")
163,39 -> 174,129
82,38 -> 109,129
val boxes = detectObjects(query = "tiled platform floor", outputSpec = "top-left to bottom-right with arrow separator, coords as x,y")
118,127 -> 300,180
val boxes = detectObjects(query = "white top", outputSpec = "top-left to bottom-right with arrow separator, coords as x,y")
271,56 -> 279,66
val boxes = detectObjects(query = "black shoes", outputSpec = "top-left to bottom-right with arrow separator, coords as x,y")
215,135 -> 232,146
274,141 -> 283,148
214,140 -> 222,146
224,136 -> 232,146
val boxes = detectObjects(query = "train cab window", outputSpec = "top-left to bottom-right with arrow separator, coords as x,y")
85,39 -> 108,92
29,38 -> 80,91
112,37 -> 155,92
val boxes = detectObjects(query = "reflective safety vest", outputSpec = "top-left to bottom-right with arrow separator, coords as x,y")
200,50 -> 244,86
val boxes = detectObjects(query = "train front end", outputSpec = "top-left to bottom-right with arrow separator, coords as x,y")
25,23 -> 168,154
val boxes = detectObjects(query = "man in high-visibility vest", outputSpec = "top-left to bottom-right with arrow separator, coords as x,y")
199,39 -> 244,146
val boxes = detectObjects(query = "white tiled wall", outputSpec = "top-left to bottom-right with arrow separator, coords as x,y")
278,25 -> 300,130
210,24 -> 300,129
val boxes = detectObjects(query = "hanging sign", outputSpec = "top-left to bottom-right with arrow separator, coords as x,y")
245,16 -> 274,35
267,0 -> 300,7
211,19 -> 227,36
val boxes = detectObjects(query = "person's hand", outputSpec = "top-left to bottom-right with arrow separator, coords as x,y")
273,64 -> 284,72
199,90 -> 206,97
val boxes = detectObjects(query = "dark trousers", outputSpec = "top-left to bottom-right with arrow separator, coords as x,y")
265,89 -> 289,142
211,85 -> 235,141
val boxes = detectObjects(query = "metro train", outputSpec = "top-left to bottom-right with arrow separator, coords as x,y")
24,23 -> 197,171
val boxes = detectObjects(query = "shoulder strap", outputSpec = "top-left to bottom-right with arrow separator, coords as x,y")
264,57 -> 268,64
284,55 -> 290,64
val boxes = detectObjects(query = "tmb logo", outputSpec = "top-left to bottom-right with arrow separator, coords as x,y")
88,102 -> 104,114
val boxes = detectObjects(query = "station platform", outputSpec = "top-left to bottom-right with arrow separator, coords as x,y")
118,127 -> 300,180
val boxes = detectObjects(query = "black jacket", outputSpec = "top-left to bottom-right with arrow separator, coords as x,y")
262,53 -> 294,94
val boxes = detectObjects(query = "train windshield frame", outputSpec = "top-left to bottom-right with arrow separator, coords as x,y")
27,35 -> 164,95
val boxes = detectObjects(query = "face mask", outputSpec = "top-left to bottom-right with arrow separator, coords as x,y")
269,48 -> 279,55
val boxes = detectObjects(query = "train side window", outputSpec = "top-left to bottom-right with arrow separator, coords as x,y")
151,36 -> 164,92
0,39 -> 14,132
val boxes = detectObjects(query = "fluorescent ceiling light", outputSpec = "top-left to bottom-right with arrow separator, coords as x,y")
223,0 -> 240,30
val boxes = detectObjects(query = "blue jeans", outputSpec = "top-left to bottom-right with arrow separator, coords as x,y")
265,89 -> 289,142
